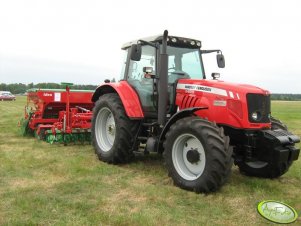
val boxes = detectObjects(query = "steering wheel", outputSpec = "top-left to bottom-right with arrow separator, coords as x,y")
168,67 -> 188,76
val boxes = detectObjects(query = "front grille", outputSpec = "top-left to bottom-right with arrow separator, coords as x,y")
180,95 -> 198,109
246,93 -> 271,123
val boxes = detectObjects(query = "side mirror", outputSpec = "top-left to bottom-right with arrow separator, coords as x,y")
217,53 -> 225,68
130,44 -> 142,61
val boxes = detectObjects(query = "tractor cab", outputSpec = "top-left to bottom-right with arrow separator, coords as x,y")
120,35 -> 224,117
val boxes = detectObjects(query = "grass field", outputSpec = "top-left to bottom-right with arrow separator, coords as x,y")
0,97 -> 300,225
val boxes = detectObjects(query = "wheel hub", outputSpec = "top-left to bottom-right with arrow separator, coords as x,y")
95,107 -> 116,152
172,134 -> 206,180
108,125 -> 115,136
186,149 -> 200,164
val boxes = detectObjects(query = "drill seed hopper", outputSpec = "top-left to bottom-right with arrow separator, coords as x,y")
20,83 -> 94,144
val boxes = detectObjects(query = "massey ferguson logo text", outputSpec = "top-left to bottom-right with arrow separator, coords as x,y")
177,83 -> 228,97
43,93 -> 52,97
184,85 -> 211,92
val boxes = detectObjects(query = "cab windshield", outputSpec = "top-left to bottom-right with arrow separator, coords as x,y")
167,46 -> 204,82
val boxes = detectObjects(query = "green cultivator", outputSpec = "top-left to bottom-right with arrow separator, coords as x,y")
43,130 -> 91,144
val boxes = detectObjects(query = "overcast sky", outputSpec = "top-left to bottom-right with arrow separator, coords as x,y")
0,0 -> 300,93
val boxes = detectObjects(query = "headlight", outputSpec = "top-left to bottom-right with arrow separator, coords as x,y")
251,111 -> 261,121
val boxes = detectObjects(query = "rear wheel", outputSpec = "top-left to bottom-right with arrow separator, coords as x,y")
238,117 -> 292,178
38,129 -> 46,141
164,117 -> 232,193
92,93 -> 139,163
20,114 -> 33,136
20,118 -> 30,136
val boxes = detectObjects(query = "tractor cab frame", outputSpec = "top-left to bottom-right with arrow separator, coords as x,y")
121,33 -> 224,121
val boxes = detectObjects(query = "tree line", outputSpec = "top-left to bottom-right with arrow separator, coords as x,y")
0,83 -> 98,94
270,94 -> 301,101
0,82 -> 300,100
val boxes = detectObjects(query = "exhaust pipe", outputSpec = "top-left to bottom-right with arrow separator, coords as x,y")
158,30 -> 168,126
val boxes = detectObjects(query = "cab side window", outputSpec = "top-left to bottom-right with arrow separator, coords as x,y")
128,46 -> 156,82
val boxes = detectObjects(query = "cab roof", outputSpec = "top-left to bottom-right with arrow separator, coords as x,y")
121,35 -> 202,50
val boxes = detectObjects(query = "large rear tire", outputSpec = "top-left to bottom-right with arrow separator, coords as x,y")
164,117 -> 232,193
238,117 -> 293,178
92,93 -> 139,163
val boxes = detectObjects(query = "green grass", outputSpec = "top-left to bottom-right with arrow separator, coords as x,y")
0,97 -> 300,225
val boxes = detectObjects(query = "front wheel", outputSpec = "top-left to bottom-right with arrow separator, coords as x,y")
164,117 -> 232,193
271,116 -> 288,130
92,93 -> 139,164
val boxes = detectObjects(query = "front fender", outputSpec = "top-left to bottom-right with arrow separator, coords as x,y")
157,107 -> 207,153
92,81 -> 144,119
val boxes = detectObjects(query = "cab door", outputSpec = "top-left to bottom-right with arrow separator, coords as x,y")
127,45 -> 157,115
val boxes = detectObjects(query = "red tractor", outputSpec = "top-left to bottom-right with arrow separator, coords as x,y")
91,30 -> 300,193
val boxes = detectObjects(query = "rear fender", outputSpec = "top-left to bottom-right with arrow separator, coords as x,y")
92,81 -> 144,119
157,107 -> 208,153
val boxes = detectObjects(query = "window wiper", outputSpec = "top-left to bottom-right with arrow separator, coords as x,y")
201,49 -> 222,54
138,40 -> 158,49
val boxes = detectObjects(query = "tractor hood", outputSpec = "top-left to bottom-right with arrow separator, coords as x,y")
177,79 -> 270,97
176,78 -> 271,129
